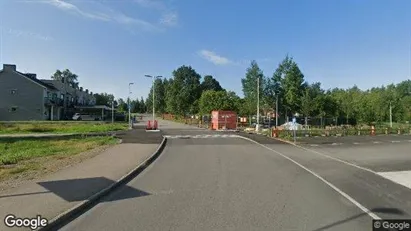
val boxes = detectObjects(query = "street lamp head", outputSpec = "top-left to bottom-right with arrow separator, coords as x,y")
144,75 -> 152,78
156,76 -> 163,78
129,82 -> 134,85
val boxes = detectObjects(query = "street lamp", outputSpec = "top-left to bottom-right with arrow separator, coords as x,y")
128,82 -> 134,128
275,91 -> 279,128
256,76 -> 260,132
144,75 -> 162,124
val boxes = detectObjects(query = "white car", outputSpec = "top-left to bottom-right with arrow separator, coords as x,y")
72,113 -> 97,121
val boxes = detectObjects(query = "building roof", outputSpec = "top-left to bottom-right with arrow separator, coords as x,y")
75,105 -> 113,110
15,71 -> 58,91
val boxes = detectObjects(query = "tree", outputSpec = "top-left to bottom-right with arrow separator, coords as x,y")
166,65 -> 202,116
132,99 -> 140,113
146,78 -> 166,114
117,98 -> 128,112
272,55 -> 306,118
94,93 -> 115,106
52,69 -> 79,88
139,97 -> 146,113
201,75 -> 223,92
241,60 -> 264,116
198,90 -> 239,115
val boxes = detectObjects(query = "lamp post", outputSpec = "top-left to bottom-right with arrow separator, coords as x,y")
111,100 -> 114,124
128,82 -> 134,128
275,92 -> 279,128
144,75 -> 162,124
256,76 -> 260,132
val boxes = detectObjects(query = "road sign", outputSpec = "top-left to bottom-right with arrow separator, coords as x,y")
292,117 -> 296,124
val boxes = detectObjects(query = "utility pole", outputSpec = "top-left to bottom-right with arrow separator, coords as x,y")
390,101 -> 393,128
144,75 -> 162,124
128,83 -> 134,128
256,76 -> 260,132
111,101 -> 114,124
275,93 -> 279,128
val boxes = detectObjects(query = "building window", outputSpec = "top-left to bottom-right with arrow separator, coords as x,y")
10,106 -> 18,112
10,89 -> 17,95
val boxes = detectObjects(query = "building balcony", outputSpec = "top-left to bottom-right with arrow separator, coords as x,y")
44,97 -> 63,106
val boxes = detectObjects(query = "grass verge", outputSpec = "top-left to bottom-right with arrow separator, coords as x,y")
0,136 -> 118,182
0,122 -> 128,134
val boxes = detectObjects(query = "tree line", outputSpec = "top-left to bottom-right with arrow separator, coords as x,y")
51,69 -> 148,114
145,55 -> 411,126
52,55 -> 411,126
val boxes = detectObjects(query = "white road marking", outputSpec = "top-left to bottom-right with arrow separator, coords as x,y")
310,144 -> 319,147
373,141 -> 381,144
378,171 -> 411,190
353,142 -> 360,145
163,134 -> 242,139
238,136 -> 381,220
408,140 -> 411,142
391,141 -> 401,143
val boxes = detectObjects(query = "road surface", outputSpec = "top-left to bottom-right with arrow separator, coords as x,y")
59,121 -> 411,230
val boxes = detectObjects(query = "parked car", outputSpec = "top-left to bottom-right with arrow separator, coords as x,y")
72,113 -> 98,121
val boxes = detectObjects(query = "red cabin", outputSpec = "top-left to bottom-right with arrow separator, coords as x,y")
211,110 -> 237,130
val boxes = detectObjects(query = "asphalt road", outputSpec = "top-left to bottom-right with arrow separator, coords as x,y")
297,134 -> 411,147
61,134 -> 378,230
59,121 -> 411,230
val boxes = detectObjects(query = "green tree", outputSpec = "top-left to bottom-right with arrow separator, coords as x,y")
241,60 -> 264,116
52,69 -> 79,89
139,97 -> 146,113
201,75 -> 223,92
94,93 -> 115,106
166,65 -> 202,116
280,56 -> 306,116
117,98 -> 128,112
198,90 -> 239,115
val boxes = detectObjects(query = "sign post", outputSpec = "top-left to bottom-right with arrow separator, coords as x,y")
292,117 -> 296,143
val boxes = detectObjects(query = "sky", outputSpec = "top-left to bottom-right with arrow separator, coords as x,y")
0,0 -> 410,100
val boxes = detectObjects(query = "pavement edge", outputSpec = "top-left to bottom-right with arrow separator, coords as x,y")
39,136 -> 168,231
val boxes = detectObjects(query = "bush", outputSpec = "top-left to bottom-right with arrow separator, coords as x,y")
1,156 -> 18,165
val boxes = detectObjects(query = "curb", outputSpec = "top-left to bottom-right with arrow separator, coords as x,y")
39,136 -> 168,231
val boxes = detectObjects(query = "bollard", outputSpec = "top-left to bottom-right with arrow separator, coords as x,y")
358,130 -> 361,136
370,125 -> 376,136
398,129 -> 401,135
385,128 -> 388,135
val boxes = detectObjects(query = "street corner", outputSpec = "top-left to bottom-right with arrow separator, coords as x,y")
115,129 -> 164,144
293,134 -> 411,148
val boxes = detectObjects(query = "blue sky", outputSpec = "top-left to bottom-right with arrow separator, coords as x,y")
1,0 -> 410,100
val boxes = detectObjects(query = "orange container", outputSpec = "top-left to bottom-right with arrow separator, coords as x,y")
211,110 -> 237,130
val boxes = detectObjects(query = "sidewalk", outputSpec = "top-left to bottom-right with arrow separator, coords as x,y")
0,142 -> 162,230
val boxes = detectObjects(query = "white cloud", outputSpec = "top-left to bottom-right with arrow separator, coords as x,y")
134,0 -> 167,11
159,12 -> 178,26
198,50 -> 234,66
7,28 -> 54,41
42,0 -> 111,21
134,0 -> 179,27
33,0 -> 159,31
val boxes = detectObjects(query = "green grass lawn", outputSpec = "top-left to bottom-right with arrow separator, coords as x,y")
0,122 -> 128,134
0,136 -> 118,165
